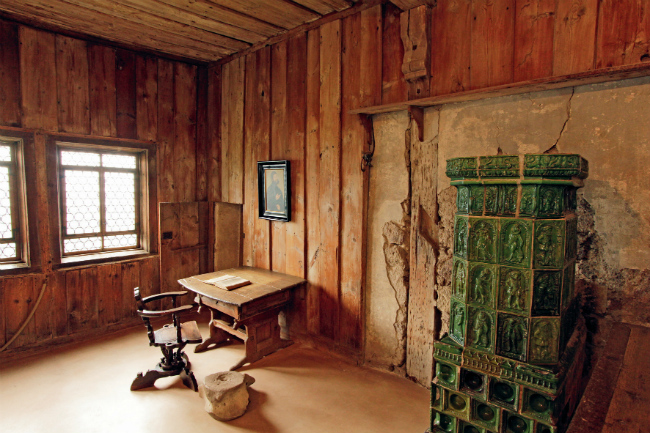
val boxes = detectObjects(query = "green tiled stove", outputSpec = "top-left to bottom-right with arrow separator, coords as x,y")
429,154 -> 589,433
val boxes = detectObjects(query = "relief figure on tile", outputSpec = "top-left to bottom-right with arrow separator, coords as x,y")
535,224 -> 555,266
540,187 -> 560,215
504,270 -> 524,310
504,223 -> 525,263
453,260 -> 467,298
474,221 -> 493,262
473,268 -> 492,305
456,218 -> 468,257
457,187 -> 469,212
520,186 -> 537,215
531,320 -> 555,361
502,317 -> 526,355
534,273 -> 559,312
453,303 -> 465,339
472,310 -> 491,349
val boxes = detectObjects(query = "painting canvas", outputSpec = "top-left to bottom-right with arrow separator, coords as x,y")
258,160 -> 290,221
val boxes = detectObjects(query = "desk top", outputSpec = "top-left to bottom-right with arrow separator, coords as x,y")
178,266 -> 305,307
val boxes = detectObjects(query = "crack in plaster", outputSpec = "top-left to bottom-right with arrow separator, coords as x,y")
552,87 -> 575,150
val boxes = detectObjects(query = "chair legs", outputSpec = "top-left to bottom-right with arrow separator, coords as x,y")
131,349 -> 198,392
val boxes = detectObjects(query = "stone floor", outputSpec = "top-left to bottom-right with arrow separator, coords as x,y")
0,323 -> 429,433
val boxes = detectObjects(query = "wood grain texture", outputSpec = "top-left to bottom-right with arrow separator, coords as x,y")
196,66 -> 208,202
55,35 -> 90,134
318,20 -> 342,341
207,65 -> 223,203
596,0 -> 650,68
4,276 -> 36,348
121,260 -> 140,320
305,27 -> 322,336
554,0 -> 598,75
115,49 -> 137,139
136,55 -> 158,142
88,44 -> 117,137
430,0 -> 472,96
157,59 -> 175,202
382,2 -> 408,104
0,20 -> 22,127
97,263 -> 122,326
20,26 -> 58,131
271,40 -> 288,275
242,52 -> 258,268
173,62 -> 198,202
471,0 -> 516,89
220,58 -> 245,204
514,0 -> 555,81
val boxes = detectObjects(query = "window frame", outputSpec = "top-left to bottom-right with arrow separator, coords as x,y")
47,135 -> 157,268
0,135 -> 29,265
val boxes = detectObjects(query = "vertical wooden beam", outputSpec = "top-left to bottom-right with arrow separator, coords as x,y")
157,59 -> 175,202
20,27 -> 57,131
115,49 -> 137,139
596,0 -> 650,68
242,53 -> 257,267
121,260 -> 140,320
305,28 -> 322,336
318,20 -> 342,341
196,66 -> 209,202
173,63 -> 198,203
207,65 -> 223,203
471,0 -> 516,89
401,5 -> 432,99
554,0 -> 598,75
271,40 -> 288,275
220,58 -> 246,204
0,20 -> 22,127
382,2 -> 408,104
55,35 -> 90,135
88,44 -> 117,137
430,0 -> 472,95
514,0 -> 556,81
136,55 -> 158,142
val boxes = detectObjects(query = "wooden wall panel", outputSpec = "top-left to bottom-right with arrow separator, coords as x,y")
173,63 -> 198,203
305,28 -> 322,336
4,276 -> 37,348
157,59 -> 175,203
597,0 -> 650,68
271,41 -> 289,275
121,261 -> 140,320
97,263 -> 122,326
553,0 -> 599,75
318,20 -> 342,341
514,0 -> 555,81
220,58 -> 245,204
196,66 -> 209,202
382,2 -> 407,104
136,55 -> 158,142
207,66 -> 223,204
56,36 -> 90,135
430,0 -> 472,96
470,0 -> 516,89
88,44 -> 117,137
20,27 -> 58,131
0,20 -> 22,127
115,49 -> 137,139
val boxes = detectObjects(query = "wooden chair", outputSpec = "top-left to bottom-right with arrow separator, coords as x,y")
131,288 -> 203,391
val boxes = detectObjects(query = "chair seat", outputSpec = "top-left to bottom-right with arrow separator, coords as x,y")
153,321 -> 202,346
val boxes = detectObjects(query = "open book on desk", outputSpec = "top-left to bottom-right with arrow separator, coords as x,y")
202,274 -> 251,291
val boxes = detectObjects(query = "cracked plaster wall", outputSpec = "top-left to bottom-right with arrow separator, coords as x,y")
364,76 -> 650,380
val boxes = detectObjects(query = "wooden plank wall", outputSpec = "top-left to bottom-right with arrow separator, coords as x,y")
0,19 -> 208,354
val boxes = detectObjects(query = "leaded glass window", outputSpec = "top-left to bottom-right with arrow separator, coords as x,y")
0,139 -> 21,262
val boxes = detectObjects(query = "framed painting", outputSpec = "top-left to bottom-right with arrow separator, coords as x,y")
257,160 -> 290,222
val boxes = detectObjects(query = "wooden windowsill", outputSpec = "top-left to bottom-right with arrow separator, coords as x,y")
58,250 -> 157,269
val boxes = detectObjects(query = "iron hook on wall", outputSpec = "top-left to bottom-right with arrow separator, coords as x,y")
360,114 -> 375,172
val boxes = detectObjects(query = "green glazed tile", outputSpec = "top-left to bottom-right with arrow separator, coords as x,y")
467,306 -> 496,354
535,423 -> 557,433
537,186 -> 564,218
447,157 -> 479,180
503,411 -> 534,433
433,412 -> 457,433
436,361 -> 460,390
499,184 -> 518,216
469,218 -> 498,264
460,368 -> 488,399
519,185 -> 538,217
489,378 -> 519,410
457,186 -> 470,214
531,271 -> 562,316
469,186 -> 485,215
523,154 -> 588,179
533,221 -> 565,269
458,420 -> 486,433
529,318 -> 560,364
479,155 -> 520,178
470,400 -> 501,431
468,263 -> 498,308
452,258 -> 469,301
499,219 -> 533,268
432,384 -> 444,411
522,388 -> 555,424
498,267 -> 531,315
455,216 -> 469,259
484,185 -> 499,215
445,390 -> 472,421
561,262 -> 575,311
450,300 -> 467,345
497,313 -> 529,362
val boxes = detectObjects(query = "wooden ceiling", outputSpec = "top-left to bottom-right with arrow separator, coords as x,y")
0,0 -> 361,63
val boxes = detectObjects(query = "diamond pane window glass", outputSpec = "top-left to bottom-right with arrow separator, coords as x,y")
60,150 -> 100,167
64,170 -> 101,235
58,144 -> 143,256
0,166 -> 13,238
0,242 -> 16,259
102,154 -> 137,169
105,172 -> 135,232
0,145 -> 11,162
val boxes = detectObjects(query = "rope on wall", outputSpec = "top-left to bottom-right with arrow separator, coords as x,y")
0,279 -> 48,352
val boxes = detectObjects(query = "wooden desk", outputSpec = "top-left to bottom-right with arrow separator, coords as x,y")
178,266 -> 306,370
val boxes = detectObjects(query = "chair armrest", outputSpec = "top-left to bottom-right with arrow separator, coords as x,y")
141,291 -> 189,304
138,304 -> 195,318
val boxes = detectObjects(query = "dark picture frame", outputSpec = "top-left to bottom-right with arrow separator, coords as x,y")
257,160 -> 290,222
